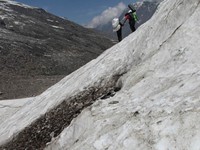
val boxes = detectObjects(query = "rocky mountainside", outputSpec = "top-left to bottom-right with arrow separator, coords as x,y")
0,0 -> 200,149
94,1 -> 159,39
0,0 -> 114,100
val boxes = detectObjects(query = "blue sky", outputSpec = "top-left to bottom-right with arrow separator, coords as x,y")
16,0 -> 137,26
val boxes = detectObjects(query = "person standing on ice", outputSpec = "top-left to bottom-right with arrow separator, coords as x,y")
121,9 -> 139,32
112,5 -> 138,42
112,18 -> 122,42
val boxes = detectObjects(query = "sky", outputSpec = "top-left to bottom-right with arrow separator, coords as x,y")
15,0 -> 137,27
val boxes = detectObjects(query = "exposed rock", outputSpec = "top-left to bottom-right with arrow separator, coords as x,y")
0,0 -> 200,149
0,0 -> 114,100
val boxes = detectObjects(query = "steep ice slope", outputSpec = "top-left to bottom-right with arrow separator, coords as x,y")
46,0 -> 200,149
0,0 -> 200,149
0,98 -> 33,123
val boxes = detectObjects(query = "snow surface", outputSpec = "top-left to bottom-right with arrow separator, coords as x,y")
0,0 -> 12,19
0,0 -> 37,20
47,19 -> 54,22
45,0 -> 200,149
0,0 -> 200,149
51,25 -> 64,30
0,0 -> 37,9
0,98 -> 33,124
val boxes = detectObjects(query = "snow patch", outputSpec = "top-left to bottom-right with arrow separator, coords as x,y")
14,21 -> 20,25
0,0 -> 37,9
51,25 -> 64,30
47,19 -> 54,22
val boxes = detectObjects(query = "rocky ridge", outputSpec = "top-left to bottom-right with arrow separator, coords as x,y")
0,0 -> 114,100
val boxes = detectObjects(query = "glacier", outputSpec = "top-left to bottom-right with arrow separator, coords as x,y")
0,0 -> 200,149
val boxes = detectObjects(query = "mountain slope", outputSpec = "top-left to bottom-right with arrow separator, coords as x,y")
94,1 -> 159,39
0,0 -> 114,100
0,0 -> 200,149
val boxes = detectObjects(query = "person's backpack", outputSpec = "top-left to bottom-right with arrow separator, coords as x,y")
112,18 -> 121,32
130,12 -> 138,22
128,4 -> 138,22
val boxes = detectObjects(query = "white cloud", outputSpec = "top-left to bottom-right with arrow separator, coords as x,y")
86,2 -> 126,28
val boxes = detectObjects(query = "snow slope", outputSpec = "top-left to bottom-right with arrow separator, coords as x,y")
0,0 -> 200,149
0,0 -> 37,9
46,0 -> 200,149
0,98 -> 33,123
0,0 -> 36,19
